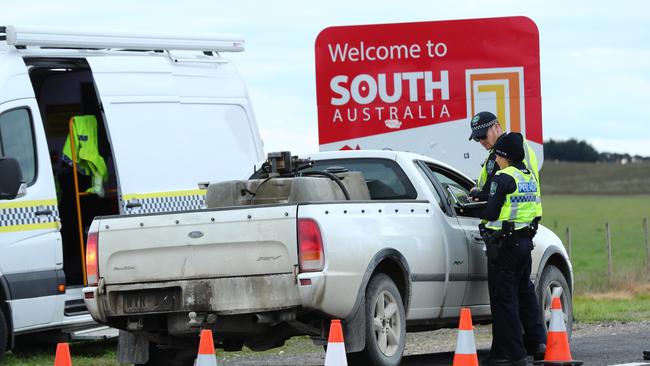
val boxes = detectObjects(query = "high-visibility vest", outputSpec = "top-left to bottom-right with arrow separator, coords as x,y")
62,115 -> 108,195
486,165 -> 542,231
477,139 -> 539,190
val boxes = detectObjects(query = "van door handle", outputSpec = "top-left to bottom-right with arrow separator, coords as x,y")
35,207 -> 53,216
126,199 -> 142,209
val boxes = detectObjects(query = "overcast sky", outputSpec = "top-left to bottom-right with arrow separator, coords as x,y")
2,0 -> 648,156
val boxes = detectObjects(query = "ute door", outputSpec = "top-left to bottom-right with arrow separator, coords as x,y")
0,86 -> 64,329
426,165 -> 490,312
414,161 -> 469,316
86,55 -> 263,215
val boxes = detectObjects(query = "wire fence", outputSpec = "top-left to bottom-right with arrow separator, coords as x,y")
550,217 -> 650,293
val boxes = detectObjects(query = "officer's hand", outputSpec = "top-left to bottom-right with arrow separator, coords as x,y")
469,187 -> 481,201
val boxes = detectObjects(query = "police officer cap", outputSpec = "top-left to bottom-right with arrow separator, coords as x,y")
493,132 -> 525,163
469,111 -> 499,140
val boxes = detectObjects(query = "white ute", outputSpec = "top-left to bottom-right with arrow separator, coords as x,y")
84,150 -> 573,366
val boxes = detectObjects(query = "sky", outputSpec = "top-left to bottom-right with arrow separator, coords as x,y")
1,0 -> 649,156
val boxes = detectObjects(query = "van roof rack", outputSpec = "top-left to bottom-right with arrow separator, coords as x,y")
1,25 -> 244,53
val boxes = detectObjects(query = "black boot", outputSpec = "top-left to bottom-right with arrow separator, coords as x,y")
532,343 -> 546,361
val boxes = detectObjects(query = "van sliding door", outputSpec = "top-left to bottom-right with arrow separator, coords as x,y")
86,55 -> 263,215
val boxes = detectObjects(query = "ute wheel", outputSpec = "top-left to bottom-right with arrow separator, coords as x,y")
537,265 -> 573,338
0,311 -> 7,362
349,273 -> 406,366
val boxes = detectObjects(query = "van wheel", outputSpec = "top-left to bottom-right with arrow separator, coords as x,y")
537,265 -> 572,338
0,311 -> 7,361
349,273 -> 406,366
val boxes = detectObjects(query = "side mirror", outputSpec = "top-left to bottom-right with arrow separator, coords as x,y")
446,185 -> 470,206
0,157 -> 27,200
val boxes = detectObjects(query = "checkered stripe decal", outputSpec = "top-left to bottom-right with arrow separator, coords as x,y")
510,195 -> 539,203
0,204 -> 59,228
123,193 -> 206,214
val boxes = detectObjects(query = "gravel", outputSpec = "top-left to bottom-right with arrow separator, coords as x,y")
221,321 -> 650,365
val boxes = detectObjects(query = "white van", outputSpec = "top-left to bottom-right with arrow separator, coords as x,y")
0,26 -> 263,358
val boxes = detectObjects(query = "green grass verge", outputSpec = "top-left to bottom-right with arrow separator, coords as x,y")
541,194 -> 650,293
1,336 -> 321,365
573,292 -> 650,323
540,161 -> 650,195
3,341 -> 119,366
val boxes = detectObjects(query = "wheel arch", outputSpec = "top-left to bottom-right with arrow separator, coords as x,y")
342,248 -> 411,353
535,247 -> 573,294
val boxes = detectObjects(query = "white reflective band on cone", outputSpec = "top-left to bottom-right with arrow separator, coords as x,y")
454,329 -> 477,354
195,354 -> 218,366
324,342 -> 348,366
548,308 -> 566,332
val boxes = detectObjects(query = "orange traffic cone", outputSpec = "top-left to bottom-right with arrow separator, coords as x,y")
535,297 -> 582,365
53,342 -> 72,366
195,329 -> 218,366
452,308 -> 478,366
324,319 -> 347,366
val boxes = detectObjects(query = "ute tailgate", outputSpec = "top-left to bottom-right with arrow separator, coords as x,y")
96,205 -> 298,285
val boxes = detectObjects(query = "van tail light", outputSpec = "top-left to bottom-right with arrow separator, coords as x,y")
86,230 -> 99,286
298,218 -> 324,272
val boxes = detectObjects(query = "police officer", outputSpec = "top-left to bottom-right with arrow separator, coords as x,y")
468,111 -> 540,202
479,133 -> 546,365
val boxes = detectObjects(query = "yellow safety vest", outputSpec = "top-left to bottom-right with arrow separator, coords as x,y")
486,165 -> 542,230
62,115 -> 108,195
478,138 -> 540,190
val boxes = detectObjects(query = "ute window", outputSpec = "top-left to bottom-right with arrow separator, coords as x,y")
0,108 -> 37,185
306,158 -> 417,200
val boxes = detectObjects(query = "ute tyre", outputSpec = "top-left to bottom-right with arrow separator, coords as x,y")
537,265 -> 573,339
350,273 -> 406,366
0,311 -> 7,362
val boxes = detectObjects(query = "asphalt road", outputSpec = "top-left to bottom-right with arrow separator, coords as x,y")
226,321 -> 650,365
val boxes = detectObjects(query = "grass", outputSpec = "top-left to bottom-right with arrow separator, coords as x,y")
540,161 -> 650,195
539,162 -> 650,321
573,285 -> 650,322
3,341 -> 119,366
540,194 -> 650,293
1,336 -> 321,365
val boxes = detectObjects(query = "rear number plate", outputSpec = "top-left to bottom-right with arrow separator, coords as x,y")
123,289 -> 178,313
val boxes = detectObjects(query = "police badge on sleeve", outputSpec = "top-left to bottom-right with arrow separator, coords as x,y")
490,181 -> 498,196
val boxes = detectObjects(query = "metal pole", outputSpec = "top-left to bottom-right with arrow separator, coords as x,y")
606,222 -> 612,283
565,227 -> 572,259
643,217 -> 650,272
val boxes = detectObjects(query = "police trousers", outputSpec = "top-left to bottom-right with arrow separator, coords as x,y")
487,235 -> 546,360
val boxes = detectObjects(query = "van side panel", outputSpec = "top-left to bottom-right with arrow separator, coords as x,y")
0,57 -> 65,330
86,56 -> 264,215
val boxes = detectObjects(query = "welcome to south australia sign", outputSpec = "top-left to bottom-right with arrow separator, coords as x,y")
315,16 -> 543,177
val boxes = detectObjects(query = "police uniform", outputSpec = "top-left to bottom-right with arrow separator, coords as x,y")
468,112 -> 541,203
479,133 -> 546,365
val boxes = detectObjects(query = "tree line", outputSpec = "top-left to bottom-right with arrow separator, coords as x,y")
543,139 -> 650,162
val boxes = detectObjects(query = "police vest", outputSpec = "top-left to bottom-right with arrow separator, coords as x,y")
62,115 -> 108,195
486,165 -> 542,231
477,139 -> 539,190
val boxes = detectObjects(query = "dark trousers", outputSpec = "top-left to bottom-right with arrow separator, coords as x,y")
487,235 -> 546,360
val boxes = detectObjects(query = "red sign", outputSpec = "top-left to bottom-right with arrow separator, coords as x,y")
315,17 -> 542,147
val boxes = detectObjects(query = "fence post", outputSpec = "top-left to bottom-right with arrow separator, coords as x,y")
565,227 -> 572,260
606,222 -> 612,283
643,217 -> 650,272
